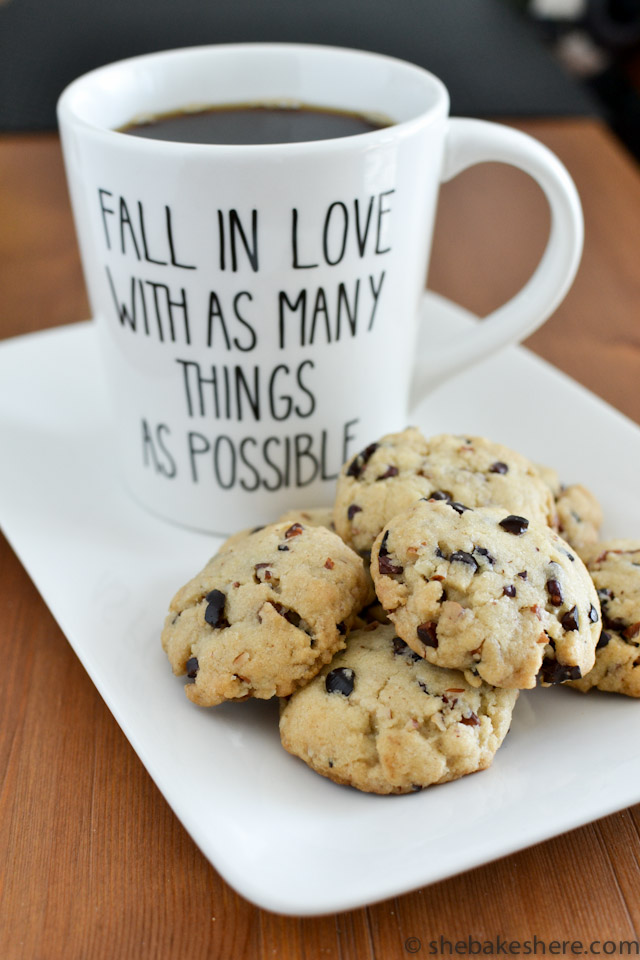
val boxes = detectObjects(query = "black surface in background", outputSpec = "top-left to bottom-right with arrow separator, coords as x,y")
0,0 -> 597,130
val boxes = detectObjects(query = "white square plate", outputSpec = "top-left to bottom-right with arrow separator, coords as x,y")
1,292 -> 639,916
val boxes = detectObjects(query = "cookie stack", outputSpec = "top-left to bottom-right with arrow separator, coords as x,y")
161,427 -> 640,795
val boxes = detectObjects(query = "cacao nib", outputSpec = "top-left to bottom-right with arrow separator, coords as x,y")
392,636 -> 408,656
474,546 -> 495,565
346,442 -> 379,478
546,578 -> 564,606
499,515 -> 529,535
204,589 -> 227,628
377,465 -> 399,480
377,529 -> 403,574
325,667 -> 355,696
254,562 -> 272,581
450,551 -> 479,573
503,585 -> 516,598
588,605 -> 599,623
347,504 -> 362,521
185,657 -> 199,680
561,606 -> 580,632
538,658 -> 582,684
597,631 -> 611,650
417,622 -> 438,648
379,555 -> 404,576
392,636 -> 422,661
270,602 -> 302,628
489,461 -> 508,474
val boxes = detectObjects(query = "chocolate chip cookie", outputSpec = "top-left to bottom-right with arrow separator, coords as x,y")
569,540 -> 640,697
535,462 -> 562,499
279,623 -> 519,794
161,520 -> 372,705
536,464 -> 603,552
334,428 -> 555,556
555,484 -> 603,554
221,507 -> 334,553
278,507 -> 335,530
371,499 -> 601,689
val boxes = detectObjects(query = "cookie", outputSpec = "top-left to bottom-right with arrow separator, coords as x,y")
569,540 -> 640,697
279,623 -> 518,794
371,499 -> 601,689
161,520 -> 372,705
555,484 -> 603,554
278,507 -> 335,530
220,507 -> 334,553
334,428 -> 555,555
535,462 -> 561,499
536,464 -> 603,552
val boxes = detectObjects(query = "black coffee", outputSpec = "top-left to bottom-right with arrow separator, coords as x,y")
120,102 -> 391,145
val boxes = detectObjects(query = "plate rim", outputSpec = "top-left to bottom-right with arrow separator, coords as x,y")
1,291 -> 640,916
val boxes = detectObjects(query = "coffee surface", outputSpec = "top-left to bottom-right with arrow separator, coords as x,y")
120,103 -> 390,145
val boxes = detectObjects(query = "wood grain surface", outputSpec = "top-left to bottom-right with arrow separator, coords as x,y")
1,119 -> 640,960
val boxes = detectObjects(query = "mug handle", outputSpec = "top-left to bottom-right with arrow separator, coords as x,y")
411,118 -> 583,402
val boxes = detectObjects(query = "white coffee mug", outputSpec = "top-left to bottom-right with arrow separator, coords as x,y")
57,43 -> 583,534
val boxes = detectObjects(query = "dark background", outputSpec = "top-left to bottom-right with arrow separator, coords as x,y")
0,0 -> 638,155
0,0 -> 596,124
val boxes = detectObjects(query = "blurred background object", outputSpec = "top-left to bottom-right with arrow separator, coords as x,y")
0,0 -> 598,128
2,0 -> 638,156
522,0 -> 640,156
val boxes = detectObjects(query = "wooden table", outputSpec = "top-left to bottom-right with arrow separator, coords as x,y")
1,119 -> 639,960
